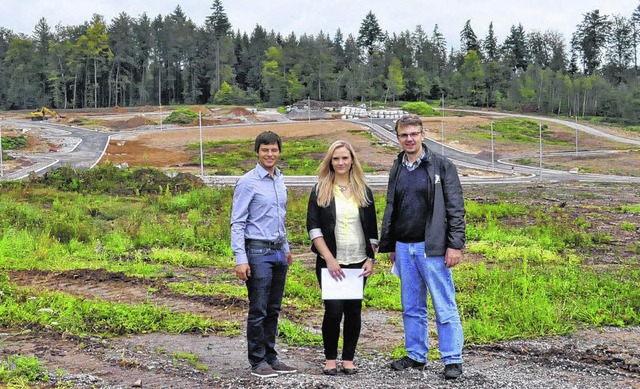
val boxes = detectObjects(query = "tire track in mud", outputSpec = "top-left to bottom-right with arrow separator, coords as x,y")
4,268 -> 253,387
6,267 -> 405,352
8,268 -> 248,322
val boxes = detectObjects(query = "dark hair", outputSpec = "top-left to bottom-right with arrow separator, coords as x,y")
254,131 -> 282,153
394,114 -> 423,133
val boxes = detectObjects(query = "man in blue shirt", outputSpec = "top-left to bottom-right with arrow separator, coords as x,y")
230,131 -> 296,378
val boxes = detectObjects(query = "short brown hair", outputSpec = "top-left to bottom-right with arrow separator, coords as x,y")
394,114 -> 423,133
254,131 -> 282,152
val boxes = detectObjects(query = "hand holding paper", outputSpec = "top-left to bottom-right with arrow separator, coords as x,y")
321,268 -> 364,300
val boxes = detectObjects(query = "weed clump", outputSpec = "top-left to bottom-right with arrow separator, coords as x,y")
31,164 -> 204,195
402,101 -> 436,116
1,135 -> 27,150
165,108 -> 198,124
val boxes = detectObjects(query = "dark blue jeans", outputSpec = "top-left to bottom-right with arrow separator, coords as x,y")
245,244 -> 289,368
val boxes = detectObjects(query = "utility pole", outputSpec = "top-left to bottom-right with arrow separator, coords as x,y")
0,124 -> 4,178
308,96 -> 311,123
441,93 -> 445,156
575,116 -> 578,156
199,112 -> 204,176
490,122 -> 495,171
539,122 -> 543,181
158,60 -> 162,106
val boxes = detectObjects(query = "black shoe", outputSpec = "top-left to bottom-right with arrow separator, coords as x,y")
444,363 -> 462,379
390,356 -> 425,371
322,368 -> 338,376
341,367 -> 358,375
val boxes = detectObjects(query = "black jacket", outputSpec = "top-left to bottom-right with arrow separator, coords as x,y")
306,185 -> 378,260
379,144 -> 465,255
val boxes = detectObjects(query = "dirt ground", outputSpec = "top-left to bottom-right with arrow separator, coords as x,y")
100,121 -> 397,174
96,113 -> 640,176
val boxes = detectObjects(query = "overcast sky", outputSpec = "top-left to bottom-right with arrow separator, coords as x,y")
2,1 -> 638,49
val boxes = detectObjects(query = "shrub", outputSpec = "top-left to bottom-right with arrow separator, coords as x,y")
213,82 -> 234,105
1,135 -> 27,150
33,165 -> 204,195
402,101 -> 436,116
165,109 -> 198,124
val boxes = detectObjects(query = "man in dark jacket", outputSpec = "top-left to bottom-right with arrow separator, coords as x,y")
379,114 -> 465,380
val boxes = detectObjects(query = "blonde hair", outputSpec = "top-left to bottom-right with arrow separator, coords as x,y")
315,140 -> 371,208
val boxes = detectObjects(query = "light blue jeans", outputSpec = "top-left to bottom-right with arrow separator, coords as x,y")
395,241 -> 463,365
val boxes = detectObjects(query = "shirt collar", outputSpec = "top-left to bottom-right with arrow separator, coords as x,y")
255,162 -> 281,179
402,149 -> 426,170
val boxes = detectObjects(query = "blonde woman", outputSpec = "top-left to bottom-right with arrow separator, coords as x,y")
306,140 -> 378,375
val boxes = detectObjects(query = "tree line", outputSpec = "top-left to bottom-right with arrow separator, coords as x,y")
2,1 -> 640,124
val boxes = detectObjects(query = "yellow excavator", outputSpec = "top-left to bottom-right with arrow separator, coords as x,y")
30,107 -> 64,121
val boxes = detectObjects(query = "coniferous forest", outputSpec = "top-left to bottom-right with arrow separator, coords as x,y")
2,1 -> 640,124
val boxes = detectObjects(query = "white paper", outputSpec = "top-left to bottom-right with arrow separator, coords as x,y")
391,262 -> 401,277
321,268 -> 364,300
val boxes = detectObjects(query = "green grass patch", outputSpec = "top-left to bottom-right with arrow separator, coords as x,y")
165,108 -> 198,124
277,319 -> 322,347
456,262 -> 640,343
620,204 -> 640,213
1,135 -> 27,150
171,351 -> 209,371
188,137 -> 378,175
168,280 -> 246,298
477,118 -> 569,145
0,355 -> 48,386
402,101 -> 436,116
620,221 -> 637,232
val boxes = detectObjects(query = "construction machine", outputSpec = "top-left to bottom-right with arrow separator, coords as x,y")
30,107 -> 64,121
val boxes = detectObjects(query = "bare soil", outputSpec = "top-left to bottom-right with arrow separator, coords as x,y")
100,121 -> 397,174
96,112 -> 640,177
2,109 -> 640,387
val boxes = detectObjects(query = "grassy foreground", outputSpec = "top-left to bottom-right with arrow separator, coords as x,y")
0,165 -> 639,384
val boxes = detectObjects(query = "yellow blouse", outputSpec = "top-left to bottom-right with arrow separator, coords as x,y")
333,185 -> 367,265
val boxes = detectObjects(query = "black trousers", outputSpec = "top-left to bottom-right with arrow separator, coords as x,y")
315,257 -> 367,361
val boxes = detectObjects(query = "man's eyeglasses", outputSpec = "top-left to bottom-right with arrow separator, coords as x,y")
397,131 -> 422,140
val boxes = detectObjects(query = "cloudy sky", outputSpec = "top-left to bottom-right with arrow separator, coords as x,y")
2,1 -> 638,49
